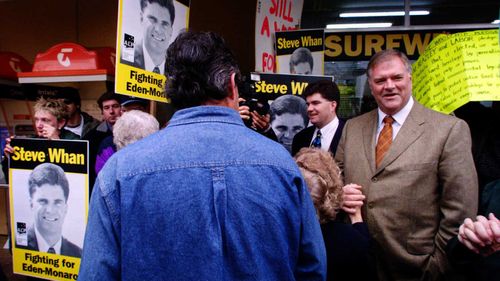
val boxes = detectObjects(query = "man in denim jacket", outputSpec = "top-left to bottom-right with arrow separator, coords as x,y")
79,31 -> 326,281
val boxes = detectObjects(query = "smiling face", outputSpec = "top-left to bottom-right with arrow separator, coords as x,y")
368,56 -> 412,115
141,2 -> 172,60
306,93 -> 337,129
31,184 -> 68,238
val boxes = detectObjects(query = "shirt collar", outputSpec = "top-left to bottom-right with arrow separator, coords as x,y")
168,106 -> 244,128
316,116 -> 338,135
142,41 -> 165,75
34,226 -> 62,254
377,96 -> 414,127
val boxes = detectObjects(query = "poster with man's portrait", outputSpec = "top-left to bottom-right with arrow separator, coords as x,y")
9,138 -> 88,281
115,0 -> 190,102
250,72 -> 334,153
275,29 -> 325,75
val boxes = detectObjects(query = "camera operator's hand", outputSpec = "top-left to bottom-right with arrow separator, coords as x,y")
238,98 -> 251,122
250,111 -> 271,132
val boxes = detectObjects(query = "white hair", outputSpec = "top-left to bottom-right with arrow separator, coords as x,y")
113,110 -> 160,150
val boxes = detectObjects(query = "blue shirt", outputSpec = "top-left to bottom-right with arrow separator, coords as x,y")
79,106 -> 326,281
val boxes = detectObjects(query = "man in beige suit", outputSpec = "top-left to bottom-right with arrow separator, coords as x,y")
335,49 -> 478,280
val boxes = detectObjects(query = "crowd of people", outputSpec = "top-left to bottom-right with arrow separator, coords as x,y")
1,30 -> 498,281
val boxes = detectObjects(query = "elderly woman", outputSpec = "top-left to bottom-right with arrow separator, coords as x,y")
295,148 -> 376,281
95,110 -> 159,174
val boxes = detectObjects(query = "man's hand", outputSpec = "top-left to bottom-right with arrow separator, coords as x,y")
238,98 -> 251,122
341,183 -> 365,215
458,213 -> 500,256
41,124 -> 61,140
250,111 -> 271,132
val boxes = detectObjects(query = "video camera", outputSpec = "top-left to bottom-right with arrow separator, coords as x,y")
238,76 -> 269,116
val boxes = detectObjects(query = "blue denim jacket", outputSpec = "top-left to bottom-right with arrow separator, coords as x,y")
79,106 -> 326,281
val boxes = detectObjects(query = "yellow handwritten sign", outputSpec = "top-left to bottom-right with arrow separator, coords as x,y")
413,29 -> 500,114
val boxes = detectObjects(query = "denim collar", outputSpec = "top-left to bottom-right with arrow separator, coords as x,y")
168,106 -> 245,127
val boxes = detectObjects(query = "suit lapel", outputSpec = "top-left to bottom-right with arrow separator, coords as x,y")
375,102 -> 426,173
329,119 -> 345,155
363,111 -> 378,174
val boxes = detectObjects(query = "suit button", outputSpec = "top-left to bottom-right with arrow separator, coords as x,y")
372,177 -> 378,182
368,202 -> 374,208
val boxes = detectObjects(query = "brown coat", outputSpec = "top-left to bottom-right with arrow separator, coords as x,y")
335,101 -> 478,281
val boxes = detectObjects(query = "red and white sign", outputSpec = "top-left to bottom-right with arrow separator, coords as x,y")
17,43 -> 116,83
255,0 -> 304,73
0,52 -> 32,80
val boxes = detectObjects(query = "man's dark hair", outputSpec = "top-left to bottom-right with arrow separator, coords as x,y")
165,31 -> 242,109
59,87 -> 81,108
269,95 -> 308,126
289,47 -> 313,73
303,80 -> 341,111
367,49 -> 412,78
140,0 -> 175,24
28,163 -> 69,202
97,92 -> 121,111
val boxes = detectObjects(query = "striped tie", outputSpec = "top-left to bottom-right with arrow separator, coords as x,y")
47,247 -> 56,254
376,115 -> 394,167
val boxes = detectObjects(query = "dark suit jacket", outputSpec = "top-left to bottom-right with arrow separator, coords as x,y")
18,227 -> 82,258
291,118 -> 345,156
335,101 -> 478,281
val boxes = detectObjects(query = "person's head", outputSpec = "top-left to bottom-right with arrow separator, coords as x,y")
270,95 -> 308,152
57,88 -> 81,119
120,96 -> 151,113
97,92 -> 122,125
294,148 -> 343,224
165,31 -> 242,110
303,80 -> 340,129
113,110 -> 159,150
33,98 -> 69,137
367,49 -> 413,116
290,47 -> 314,75
28,163 -> 69,238
140,0 -> 175,60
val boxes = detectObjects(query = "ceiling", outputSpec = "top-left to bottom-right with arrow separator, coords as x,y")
302,0 -> 500,28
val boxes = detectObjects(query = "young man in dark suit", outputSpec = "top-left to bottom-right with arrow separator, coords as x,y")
291,80 -> 344,156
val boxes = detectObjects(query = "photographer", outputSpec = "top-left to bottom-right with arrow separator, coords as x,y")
238,77 -> 277,141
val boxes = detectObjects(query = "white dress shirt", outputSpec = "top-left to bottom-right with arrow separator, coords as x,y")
143,42 -> 166,75
310,116 -> 339,151
35,226 -> 62,254
376,97 -> 414,142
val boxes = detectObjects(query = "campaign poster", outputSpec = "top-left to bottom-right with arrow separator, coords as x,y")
251,72 -> 333,153
275,29 -> 324,75
255,0 -> 304,73
251,72 -> 333,100
9,138 -> 88,280
115,0 -> 190,102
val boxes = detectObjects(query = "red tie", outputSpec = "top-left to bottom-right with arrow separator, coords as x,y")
376,115 -> 394,167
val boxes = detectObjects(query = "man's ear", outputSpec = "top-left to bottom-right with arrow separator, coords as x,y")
228,73 -> 239,109
331,101 -> 337,112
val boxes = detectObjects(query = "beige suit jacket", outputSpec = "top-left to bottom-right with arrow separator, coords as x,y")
335,101 -> 478,281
